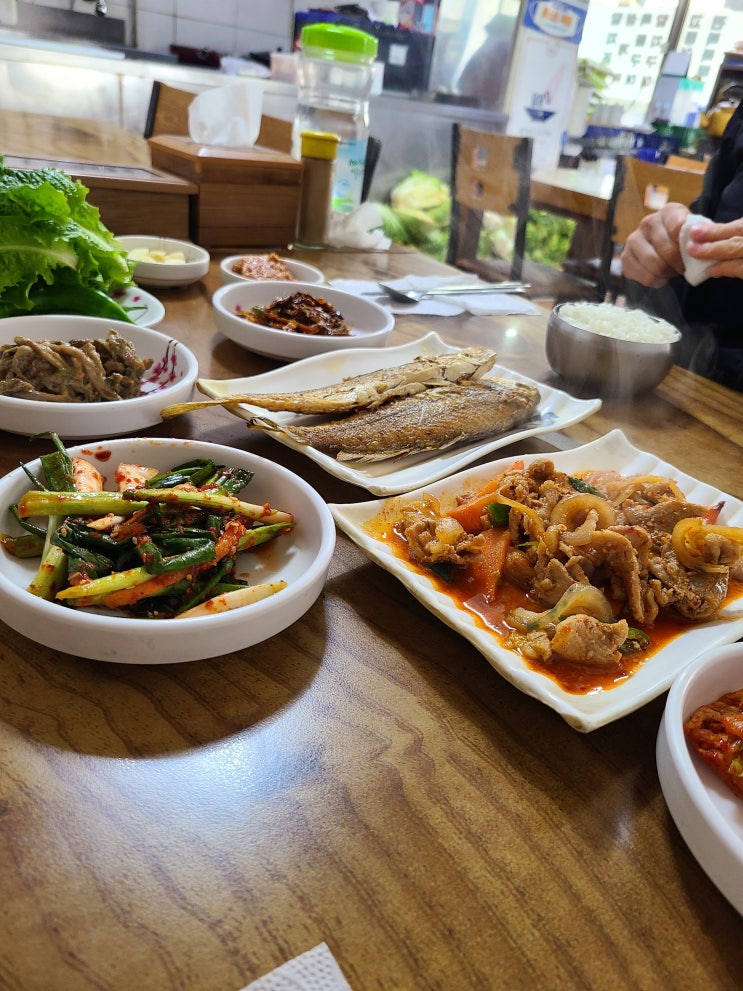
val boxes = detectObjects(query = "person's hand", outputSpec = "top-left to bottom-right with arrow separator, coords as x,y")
621,202 -> 689,287
683,217 -> 743,279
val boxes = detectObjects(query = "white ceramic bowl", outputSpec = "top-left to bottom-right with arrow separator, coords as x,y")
0,315 -> 199,438
220,254 -> 324,286
118,235 -> 210,288
656,642 -> 743,914
212,281 -> 395,361
0,437 -> 336,664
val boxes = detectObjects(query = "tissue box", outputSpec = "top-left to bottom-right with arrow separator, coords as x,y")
148,135 -> 302,249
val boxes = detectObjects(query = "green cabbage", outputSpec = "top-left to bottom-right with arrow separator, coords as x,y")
0,156 -> 134,318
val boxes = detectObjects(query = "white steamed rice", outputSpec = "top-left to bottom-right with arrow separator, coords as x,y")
558,303 -> 681,344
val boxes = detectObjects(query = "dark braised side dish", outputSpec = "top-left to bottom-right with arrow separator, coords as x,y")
237,291 -> 351,336
0,329 -> 154,402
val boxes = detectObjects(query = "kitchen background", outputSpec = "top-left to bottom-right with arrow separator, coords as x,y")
3,0 -> 743,119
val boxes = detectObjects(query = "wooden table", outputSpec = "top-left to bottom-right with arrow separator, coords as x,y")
1,247 -> 742,991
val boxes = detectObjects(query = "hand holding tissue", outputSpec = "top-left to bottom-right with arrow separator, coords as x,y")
679,214 -> 716,287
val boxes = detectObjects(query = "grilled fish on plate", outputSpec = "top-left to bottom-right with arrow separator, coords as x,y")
248,378 -> 541,462
161,346 -> 498,419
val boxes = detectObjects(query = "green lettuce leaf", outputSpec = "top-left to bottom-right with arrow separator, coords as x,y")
0,156 -> 134,318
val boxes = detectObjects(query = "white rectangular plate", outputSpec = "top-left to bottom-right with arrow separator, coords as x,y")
329,430 -> 743,732
197,332 -> 602,496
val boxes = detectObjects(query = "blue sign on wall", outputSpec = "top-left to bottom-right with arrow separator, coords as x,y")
523,0 -> 587,45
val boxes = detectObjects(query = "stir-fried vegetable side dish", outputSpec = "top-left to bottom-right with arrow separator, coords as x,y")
1,435 -> 294,618
381,458 -> 743,693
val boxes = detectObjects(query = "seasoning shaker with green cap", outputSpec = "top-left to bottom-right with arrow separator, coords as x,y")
295,130 -> 340,249
293,22 -> 378,214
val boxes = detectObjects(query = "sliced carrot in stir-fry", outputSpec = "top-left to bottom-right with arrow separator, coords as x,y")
448,460 -> 524,533
463,527 -> 511,599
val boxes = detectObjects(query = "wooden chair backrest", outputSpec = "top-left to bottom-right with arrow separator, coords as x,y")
610,155 -> 706,245
446,124 -> 532,281
143,81 -> 293,153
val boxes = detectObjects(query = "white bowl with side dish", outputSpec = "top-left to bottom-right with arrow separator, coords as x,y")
212,280 -> 395,361
118,235 -> 210,288
0,314 -> 198,438
0,437 -> 336,664
657,643 -> 743,915
220,254 -> 324,286
546,301 -> 682,397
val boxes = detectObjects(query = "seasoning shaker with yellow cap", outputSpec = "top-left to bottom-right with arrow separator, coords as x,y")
295,130 -> 340,249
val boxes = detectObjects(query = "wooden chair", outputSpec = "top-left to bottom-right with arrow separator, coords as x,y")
446,123 -> 603,302
143,80 -> 293,153
597,154 -> 706,298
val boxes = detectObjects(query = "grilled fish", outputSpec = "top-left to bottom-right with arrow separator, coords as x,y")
248,378 -> 541,462
160,347 -> 498,419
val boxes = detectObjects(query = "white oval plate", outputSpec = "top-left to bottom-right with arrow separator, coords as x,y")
657,643 -> 743,915
329,429 -> 743,731
110,286 -> 166,326
196,332 -> 602,496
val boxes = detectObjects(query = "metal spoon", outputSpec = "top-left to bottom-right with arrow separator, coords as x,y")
375,281 -> 530,303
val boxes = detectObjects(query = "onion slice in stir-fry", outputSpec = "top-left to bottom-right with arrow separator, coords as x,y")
509,581 -> 615,632
671,517 -> 743,574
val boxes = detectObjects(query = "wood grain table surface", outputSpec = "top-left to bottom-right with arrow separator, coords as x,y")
1,242 -> 743,991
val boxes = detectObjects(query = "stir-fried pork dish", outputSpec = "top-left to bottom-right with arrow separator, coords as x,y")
397,458 -> 743,671
238,291 -> 351,336
0,329 -> 154,403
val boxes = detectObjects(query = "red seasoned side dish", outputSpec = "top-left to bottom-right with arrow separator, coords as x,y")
684,688 -> 743,798
231,253 -> 295,280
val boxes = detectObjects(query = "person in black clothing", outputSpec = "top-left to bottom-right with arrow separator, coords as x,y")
622,101 -> 743,391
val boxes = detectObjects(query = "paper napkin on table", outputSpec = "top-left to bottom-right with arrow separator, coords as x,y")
331,276 -> 541,316
328,203 -> 392,251
679,213 -> 715,287
238,943 -> 352,991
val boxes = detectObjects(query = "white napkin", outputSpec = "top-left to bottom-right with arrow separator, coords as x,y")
328,203 -> 391,251
188,81 -> 263,147
679,213 -> 714,286
331,275 -> 541,316
238,943 -> 352,991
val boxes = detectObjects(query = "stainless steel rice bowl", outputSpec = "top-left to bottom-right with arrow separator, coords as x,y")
546,302 -> 681,397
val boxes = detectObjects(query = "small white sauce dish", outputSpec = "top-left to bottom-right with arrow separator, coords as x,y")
656,642 -> 743,915
118,235 -> 210,288
0,314 -> 199,438
212,280 -> 394,361
220,254 -> 324,286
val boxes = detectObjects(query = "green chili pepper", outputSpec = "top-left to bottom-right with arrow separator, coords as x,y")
22,283 -> 135,323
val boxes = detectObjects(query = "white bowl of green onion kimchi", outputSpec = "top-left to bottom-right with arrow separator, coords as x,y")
0,314 -> 199,438
0,436 -> 336,663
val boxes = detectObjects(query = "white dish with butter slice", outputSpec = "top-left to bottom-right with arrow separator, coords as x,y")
119,235 -> 210,288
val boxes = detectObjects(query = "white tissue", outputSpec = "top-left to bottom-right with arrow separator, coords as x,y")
239,943 -> 352,991
328,203 -> 392,250
188,81 -> 263,147
679,213 -> 714,287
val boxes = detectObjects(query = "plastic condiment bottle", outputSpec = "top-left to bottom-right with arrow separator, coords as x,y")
293,22 -> 378,214
295,130 -> 340,249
